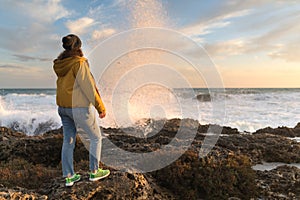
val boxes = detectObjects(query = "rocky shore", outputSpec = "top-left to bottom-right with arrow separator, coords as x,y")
0,119 -> 300,200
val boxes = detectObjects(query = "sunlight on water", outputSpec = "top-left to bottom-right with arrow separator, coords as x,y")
0,97 -> 8,116
253,162 -> 300,171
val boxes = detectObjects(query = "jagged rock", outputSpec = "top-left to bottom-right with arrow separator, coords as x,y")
294,123 -> 300,129
256,166 -> 300,199
0,127 -> 26,138
294,123 -> 300,136
0,128 -> 89,166
0,185 -> 47,200
197,124 -> 239,135
195,94 -> 211,102
1,119 -> 300,199
150,148 -> 259,200
40,171 -> 174,200
217,134 -> 300,164
254,124 -> 300,137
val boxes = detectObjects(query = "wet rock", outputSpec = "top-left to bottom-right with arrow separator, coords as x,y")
1,119 -> 300,199
254,124 -> 300,137
0,185 -> 47,200
0,126 -> 26,138
195,93 -> 211,102
256,166 -> 300,199
217,133 -> 300,164
198,124 -> 240,135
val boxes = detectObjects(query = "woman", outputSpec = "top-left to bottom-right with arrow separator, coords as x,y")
53,34 -> 110,187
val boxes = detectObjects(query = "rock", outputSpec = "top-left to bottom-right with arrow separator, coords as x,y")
254,126 -> 296,137
0,186 -> 47,200
217,133 -> 300,164
198,124 -> 240,135
0,136 -> 8,141
256,166 -> 300,199
254,123 -> 300,137
294,123 -> 300,129
40,171 -> 174,200
0,128 -> 89,167
150,148 -> 259,200
293,123 -> 300,136
0,126 -> 26,138
1,119 -> 300,199
195,94 -> 211,102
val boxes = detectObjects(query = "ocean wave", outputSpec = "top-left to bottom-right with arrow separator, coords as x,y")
1,88 -> 300,134
0,108 -> 61,135
6,119 -> 60,135
0,95 -> 61,135
0,88 -> 56,96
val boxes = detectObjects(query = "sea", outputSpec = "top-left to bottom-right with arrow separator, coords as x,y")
0,88 -> 300,135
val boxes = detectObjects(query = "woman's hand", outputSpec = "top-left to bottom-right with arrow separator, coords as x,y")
99,112 -> 106,119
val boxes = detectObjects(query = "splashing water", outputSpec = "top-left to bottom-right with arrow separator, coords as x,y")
0,92 -> 60,135
98,0 -> 186,130
128,0 -> 167,28
0,97 -> 6,115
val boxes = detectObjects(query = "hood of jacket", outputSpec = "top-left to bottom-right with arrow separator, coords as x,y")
53,56 -> 86,77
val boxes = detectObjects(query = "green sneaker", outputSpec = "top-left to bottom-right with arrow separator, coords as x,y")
65,174 -> 81,187
89,168 -> 110,181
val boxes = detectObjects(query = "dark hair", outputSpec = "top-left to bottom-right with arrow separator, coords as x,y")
62,34 -> 82,50
57,34 -> 84,60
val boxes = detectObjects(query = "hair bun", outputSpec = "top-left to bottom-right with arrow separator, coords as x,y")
62,34 -> 82,50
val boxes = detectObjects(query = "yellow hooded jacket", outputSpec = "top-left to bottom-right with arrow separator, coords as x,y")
53,56 -> 105,115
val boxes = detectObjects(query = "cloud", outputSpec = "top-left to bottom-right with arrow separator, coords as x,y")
250,16 -> 299,48
0,64 -> 24,70
13,54 -> 51,62
178,1 -> 293,45
183,1 -> 266,29
0,63 -> 43,78
0,0 -> 71,55
204,12 -> 300,60
0,63 -> 44,75
38,0 -> 70,22
87,4 -> 105,20
87,1 -> 124,24
85,28 -> 117,49
269,41 -> 300,62
185,1 -> 300,63
0,23 -> 59,54
91,29 -> 116,40
111,0 -> 127,7
179,8 -> 252,57
66,17 -> 96,35
181,9 -> 251,41
0,63 -> 52,88
204,39 -> 247,57
204,28 -> 291,59
3,0 -> 70,23
181,21 -> 231,38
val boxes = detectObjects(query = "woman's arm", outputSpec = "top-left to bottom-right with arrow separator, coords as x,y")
75,60 -> 106,115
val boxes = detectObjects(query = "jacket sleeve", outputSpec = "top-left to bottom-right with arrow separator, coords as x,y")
74,60 -> 106,114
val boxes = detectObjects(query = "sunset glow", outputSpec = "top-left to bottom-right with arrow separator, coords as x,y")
0,0 -> 299,88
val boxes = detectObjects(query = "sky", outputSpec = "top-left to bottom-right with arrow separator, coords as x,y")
0,0 -> 299,88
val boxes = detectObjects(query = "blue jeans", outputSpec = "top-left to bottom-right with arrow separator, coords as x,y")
58,106 -> 102,177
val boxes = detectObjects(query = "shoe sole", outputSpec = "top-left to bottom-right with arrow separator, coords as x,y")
89,171 -> 110,182
65,177 -> 81,187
